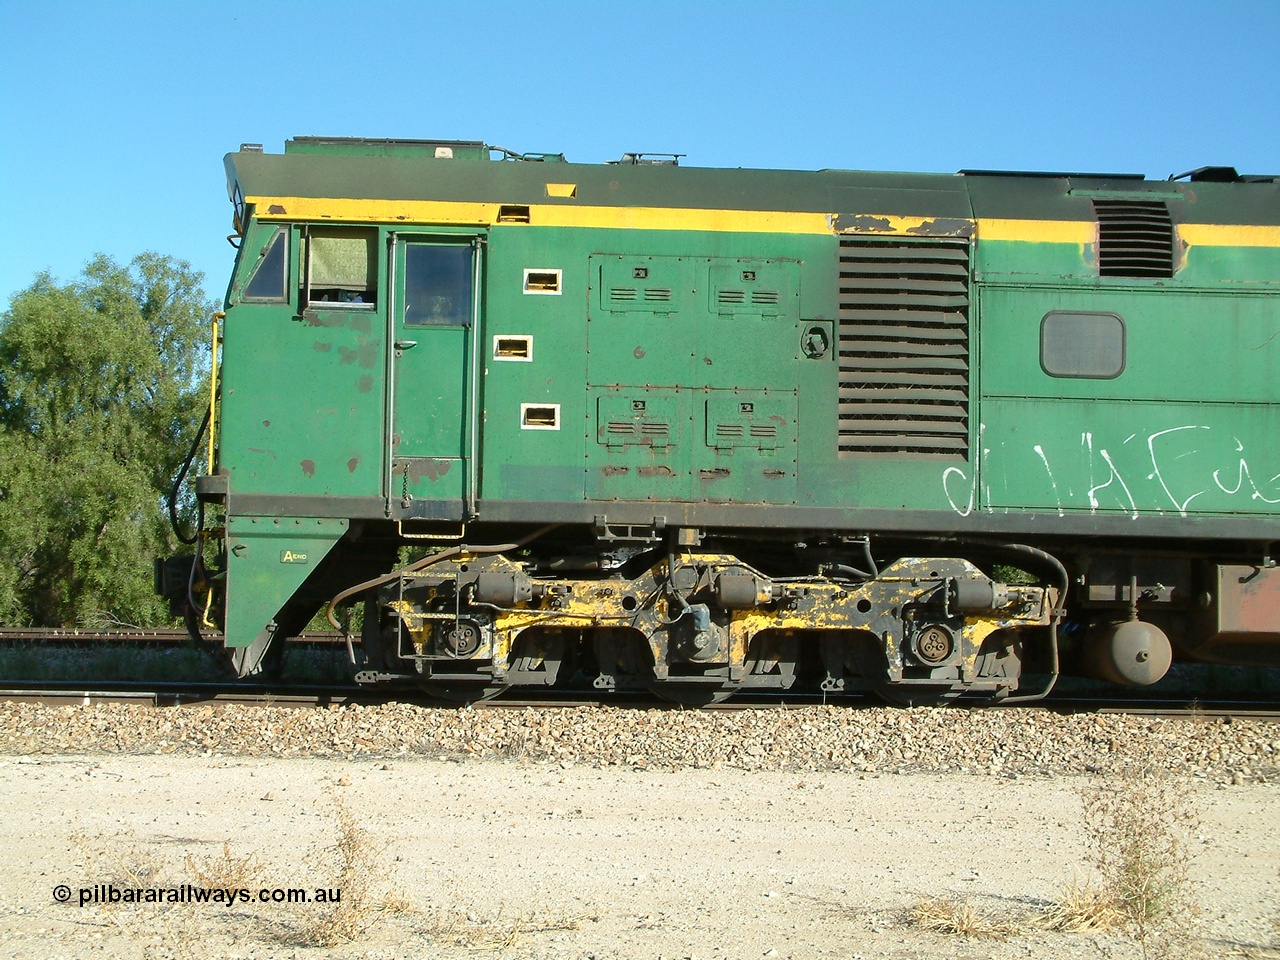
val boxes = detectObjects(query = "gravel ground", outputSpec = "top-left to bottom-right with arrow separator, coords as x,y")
0,701 -> 1276,783
0,702 -> 1277,960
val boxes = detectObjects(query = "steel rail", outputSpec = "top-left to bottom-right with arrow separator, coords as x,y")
0,683 -> 1276,720
0,628 -> 344,644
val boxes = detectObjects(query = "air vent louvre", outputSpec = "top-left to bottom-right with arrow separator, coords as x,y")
1093,199 -> 1175,278
610,287 -> 637,301
718,290 -> 746,304
837,238 -> 970,459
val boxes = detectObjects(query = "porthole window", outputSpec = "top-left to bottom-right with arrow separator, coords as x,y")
1040,311 -> 1126,379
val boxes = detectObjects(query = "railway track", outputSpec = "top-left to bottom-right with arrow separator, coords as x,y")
3,627 -> 1277,718
0,681 -> 1277,721
0,627 -> 343,644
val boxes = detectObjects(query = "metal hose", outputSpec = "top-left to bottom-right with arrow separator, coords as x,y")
323,523 -> 562,631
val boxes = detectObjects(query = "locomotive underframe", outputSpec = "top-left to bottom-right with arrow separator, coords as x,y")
351,547 -> 1054,702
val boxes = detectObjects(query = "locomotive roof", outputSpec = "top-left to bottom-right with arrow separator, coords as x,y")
225,139 -> 1280,229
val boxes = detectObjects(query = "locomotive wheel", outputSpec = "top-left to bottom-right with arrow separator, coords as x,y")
418,680 -> 510,705
648,682 -> 740,706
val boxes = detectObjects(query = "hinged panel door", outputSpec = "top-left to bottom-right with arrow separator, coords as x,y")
389,239 -> 480,515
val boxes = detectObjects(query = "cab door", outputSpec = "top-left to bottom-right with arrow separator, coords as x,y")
388,237 -> 481,518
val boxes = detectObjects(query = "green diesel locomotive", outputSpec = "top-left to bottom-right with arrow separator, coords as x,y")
160,137 -> 1280,702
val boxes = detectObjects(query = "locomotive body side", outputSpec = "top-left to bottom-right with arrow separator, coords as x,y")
172,139 -> 1279,700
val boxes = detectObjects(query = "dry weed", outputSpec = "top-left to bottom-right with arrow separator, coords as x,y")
909,896 -> 1020,938
72,831 -> 213,960
1037,878 -> 1124,933
93,836 -> 169,888
1077,758 -> 1203,959
380,888 -> 416,915
420,903 -> 585,949
292,793 -> 384,946
185,840 -> 264,889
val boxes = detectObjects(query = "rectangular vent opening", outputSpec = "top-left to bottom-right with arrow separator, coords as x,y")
749,424 -> 778,438
751,290 -> 780,305
716,423 -> 745,438
493,335 -> 532,361
643,288 -> 673,302
1093,199 -> 1174,278
603,418 -> 670,447
520,403 -> 560,430
837,237 -> 971,460
523,268 -> 562,295
718,290 -> 746,305
610,287 -> 637,301
498,205 -> 531,223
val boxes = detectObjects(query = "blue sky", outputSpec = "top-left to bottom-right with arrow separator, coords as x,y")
2,0 -> 1277,310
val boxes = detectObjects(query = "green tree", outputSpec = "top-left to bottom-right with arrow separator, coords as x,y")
0,253 -> 214,627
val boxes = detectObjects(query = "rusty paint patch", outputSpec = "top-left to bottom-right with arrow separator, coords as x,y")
763,469 -> 786,478
602,466 -> 630,476
1218,565 -> 1280,632
633,346 -> 646,359
300,459 -> 316,478
831,213 -> 974,237
338,341 -> 381,369
347,457 -> 360,473
357,374 -> 374,393
637,465 -> 674,478
313,341 -> 333,352
699,468 -> 730,480
303,311 -> 347,328
832,214 -> 892,233
905,217 -> 975,238
393,458 -> 453,484
267,204 -> 286,214
262,420 -> 270,428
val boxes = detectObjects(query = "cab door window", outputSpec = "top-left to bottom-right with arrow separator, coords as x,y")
403,244 -> 472,326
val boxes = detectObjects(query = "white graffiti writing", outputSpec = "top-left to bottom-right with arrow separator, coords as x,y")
1032,444 -> 1065,517
1213,437 -> 1280,504
1146,425 -> 1210,517
942,423 -> 1280,518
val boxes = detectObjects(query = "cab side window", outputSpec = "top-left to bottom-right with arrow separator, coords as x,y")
306,228 -> 377,307
242,228 -> 289,302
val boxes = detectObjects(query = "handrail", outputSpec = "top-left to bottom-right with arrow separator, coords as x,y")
207,313 -> 225,474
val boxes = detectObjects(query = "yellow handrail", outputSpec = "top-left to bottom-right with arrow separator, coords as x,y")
207,313 -> 225,474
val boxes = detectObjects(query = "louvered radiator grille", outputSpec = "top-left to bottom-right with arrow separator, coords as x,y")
837,238 -> 970,459
1093,199 -> 1175,277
